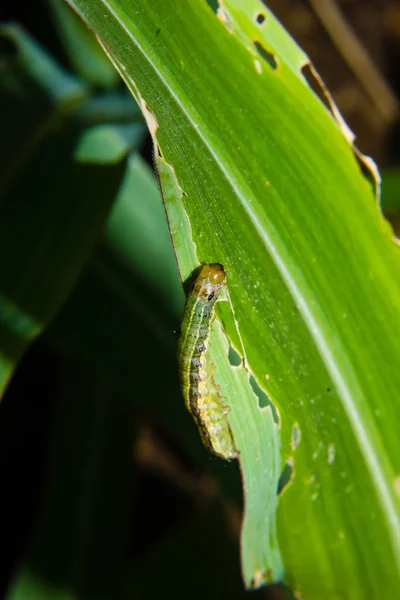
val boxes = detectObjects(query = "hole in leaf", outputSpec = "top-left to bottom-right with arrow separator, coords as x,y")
355,152 -> 377,192
154,143 -> 162,158
277,459 -> 294,495
256,13 -> 265,25
301,63 -> 333,114
249,375 -> 279,424
205,0 -> 219,13
253,40 -> 277,70
228,344 -> 242,367
301,63 -> 378,197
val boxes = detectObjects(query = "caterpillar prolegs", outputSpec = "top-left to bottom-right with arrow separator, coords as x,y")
178,263 -> 238,460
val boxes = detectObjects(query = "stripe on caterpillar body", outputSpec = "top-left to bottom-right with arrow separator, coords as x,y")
178,263 -> 238,460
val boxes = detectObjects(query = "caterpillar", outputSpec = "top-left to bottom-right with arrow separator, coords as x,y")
178,263 -> 237,460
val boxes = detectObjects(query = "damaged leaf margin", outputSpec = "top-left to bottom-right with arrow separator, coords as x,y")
217,0 -> 382,202
100,46 -> 284,586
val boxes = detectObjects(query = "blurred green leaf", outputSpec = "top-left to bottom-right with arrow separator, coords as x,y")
49,0 -> 119,88
0,24 -> 141,393
74,122 -> 145,163
74,91 -> 141,125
